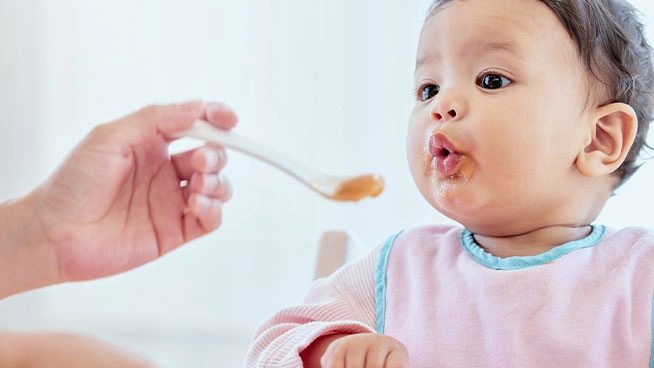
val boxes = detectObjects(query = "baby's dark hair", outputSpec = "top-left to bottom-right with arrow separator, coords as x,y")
428,0 -> 654,187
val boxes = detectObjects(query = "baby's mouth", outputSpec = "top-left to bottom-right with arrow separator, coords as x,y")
429,133 -> 464,177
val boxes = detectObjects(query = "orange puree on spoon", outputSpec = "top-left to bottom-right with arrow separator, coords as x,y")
313,174 -> 385,202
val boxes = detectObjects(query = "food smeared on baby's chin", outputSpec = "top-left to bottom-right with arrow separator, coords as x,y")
433,155 -> 475,198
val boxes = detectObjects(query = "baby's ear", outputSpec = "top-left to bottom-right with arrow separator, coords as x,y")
576,102 -> 637,177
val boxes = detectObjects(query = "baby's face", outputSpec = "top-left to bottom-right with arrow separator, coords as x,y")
407,0 -> 594,236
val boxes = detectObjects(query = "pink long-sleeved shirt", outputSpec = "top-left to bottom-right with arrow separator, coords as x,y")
247,225 -> 654,367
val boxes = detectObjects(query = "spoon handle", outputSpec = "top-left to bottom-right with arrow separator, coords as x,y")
172,120 -> 322,187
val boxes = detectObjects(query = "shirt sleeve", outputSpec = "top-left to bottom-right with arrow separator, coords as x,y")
245,246 -> 380,368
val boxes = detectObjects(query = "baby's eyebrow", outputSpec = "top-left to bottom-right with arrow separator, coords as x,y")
474,40 -> 520,56
415,39 -> 520,73
415,55 -> 435,73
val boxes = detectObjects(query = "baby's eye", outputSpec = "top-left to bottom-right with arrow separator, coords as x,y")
419,84 -> 440,101
477,73 -> 511,89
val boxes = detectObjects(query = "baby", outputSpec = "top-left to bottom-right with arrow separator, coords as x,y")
247,0 -> 654,366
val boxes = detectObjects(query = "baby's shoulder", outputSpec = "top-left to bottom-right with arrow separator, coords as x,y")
603,226 -> 654,246
599,226 -> 654,261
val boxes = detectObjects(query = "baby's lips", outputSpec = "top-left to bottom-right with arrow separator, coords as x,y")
428,132 -> 475,179
429,133 -> 457,174
428,133 -> 457,159
435,152 -> 463,176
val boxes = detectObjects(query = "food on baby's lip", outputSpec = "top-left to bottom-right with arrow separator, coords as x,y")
312,173 -> 385,202
458,156 -> 474,180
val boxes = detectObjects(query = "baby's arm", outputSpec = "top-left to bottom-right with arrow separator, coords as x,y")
247,246 -> 402,367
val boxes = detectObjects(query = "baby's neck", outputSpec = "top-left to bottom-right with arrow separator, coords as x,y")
472,225 -> 593,258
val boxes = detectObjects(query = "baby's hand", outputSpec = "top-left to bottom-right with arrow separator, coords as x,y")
320,333 -> 409,368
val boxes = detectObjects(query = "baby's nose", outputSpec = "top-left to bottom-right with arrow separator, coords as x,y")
432,108 -> 457,121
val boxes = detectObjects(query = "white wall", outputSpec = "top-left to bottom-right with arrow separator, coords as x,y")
0,1 -> 653,367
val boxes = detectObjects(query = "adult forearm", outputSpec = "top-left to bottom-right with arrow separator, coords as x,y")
0,193 -> 59,298
0,331 -> 155,367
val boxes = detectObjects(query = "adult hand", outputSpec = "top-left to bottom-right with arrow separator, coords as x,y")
0,100 -> 237,297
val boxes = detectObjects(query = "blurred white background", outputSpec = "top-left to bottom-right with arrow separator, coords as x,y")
1,0 -> 653,367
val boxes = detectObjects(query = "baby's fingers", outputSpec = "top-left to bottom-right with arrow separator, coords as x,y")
321,334 -> 410,368
355,345 -> 409,368
321,338 -> 369,368
384,348 -> 410,368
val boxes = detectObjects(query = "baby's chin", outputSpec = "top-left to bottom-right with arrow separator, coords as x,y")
429,196 -> 511,234
428,197 -> 476,224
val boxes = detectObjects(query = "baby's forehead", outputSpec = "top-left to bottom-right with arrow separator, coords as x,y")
417,0 -> 577,65
423,0 -> 565,40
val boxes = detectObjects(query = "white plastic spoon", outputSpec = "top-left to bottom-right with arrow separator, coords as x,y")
172,120 -> 384,202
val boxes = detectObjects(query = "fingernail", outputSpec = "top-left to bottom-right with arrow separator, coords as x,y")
205,150 -> 219,169
195,194 -> 211,211
180,99 -> 204,111
205,102 -> 229,116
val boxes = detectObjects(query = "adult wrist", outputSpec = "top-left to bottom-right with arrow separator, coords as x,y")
0,193 -> 60,298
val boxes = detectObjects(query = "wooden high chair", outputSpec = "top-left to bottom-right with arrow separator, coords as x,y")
313,230 -> 366,280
